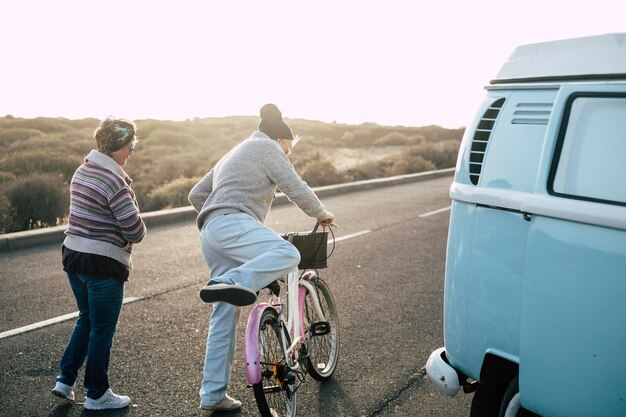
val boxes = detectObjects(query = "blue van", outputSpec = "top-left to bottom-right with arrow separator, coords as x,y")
426,33 -> 626,417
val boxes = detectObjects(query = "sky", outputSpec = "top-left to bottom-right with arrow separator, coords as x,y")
2,1 -> 625,129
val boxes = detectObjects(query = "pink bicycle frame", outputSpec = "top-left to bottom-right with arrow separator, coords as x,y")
244,271 -> 316,385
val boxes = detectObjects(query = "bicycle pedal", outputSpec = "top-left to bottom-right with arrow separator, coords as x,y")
299,345 -> 309,358
310,321 -> 331,336
284,372 -> 296,385
264,280 -> 281,297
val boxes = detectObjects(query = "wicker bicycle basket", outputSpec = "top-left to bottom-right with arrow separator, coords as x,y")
284,229 -> 328,269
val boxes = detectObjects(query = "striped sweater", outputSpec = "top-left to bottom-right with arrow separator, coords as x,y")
63,150 -> 146,268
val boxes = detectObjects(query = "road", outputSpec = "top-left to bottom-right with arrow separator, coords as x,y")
0,176 -> 472,417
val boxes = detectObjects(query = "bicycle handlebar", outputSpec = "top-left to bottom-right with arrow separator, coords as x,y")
312,222 -> 338,233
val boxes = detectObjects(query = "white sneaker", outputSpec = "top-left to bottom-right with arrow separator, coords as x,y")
200,394 -> 242,411
84,388 -> 130,410
51,381 -> 75,401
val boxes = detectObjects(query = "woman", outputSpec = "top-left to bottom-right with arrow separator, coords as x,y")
51,117 -> 146,410
189,103 -> 335,411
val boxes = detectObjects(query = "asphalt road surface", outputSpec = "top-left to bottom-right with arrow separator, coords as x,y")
0,176 -> 472,417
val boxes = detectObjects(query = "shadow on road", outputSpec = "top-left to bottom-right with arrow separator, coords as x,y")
318,379 -> 360,416
47,401 -> 131,417
47,402 -> 73,417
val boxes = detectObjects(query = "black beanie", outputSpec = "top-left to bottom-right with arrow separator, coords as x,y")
258,103 -> 294,140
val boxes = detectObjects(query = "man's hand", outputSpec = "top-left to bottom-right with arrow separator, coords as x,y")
319,212 -> 336,228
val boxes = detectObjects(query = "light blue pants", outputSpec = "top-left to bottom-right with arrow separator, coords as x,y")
198,212 -> 300,405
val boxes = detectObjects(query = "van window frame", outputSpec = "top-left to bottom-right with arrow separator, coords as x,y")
547,92 -> 626,207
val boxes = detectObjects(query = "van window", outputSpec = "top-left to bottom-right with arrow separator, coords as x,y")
551,95 -> 626,205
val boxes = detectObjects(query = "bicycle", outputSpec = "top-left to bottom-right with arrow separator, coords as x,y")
243,223 -> 340,417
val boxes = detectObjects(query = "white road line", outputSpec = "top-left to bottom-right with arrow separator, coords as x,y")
0,296 -> 143,340
2,230 -> 374,340
419,206 -> 451,218
329,230 -> 371,244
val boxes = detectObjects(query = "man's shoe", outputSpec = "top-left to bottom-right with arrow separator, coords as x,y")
84,389 -> 130,410
51,381 -> 75,401
200,394 -> 242,411
199,283 -> 257,306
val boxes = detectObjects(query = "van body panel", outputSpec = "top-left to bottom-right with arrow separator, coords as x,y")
451,184 -> 626,231
442,200 -> 474,375
479,89 -> 557,192
465,206 -> 527,373
520,217 -> 626,417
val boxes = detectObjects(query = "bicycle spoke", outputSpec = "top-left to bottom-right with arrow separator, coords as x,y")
303,277 -> 340,381
252,308 -> 297,417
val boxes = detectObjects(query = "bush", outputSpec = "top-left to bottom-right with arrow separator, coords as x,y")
0,128 -> 44,146
0,171 -> 16,186
62,128 -> 95,153
144,129 -> 194,146
0,150 -> 82,183
128,155 -> 202,188
347,160 -> 390,182
136,120 -> 186,139
347,153 -> 437,180
7,135 -> 66,151
3,174 -> 68,231
407,134 -> 426,145
0,117 -> 71,134
352,128 -> 375,146
410,139 -> 460,168
0,194 -> 16,233
26,118 -> 72,133
146,176 -> 200,211
291,151 -> 348,186
299,160 -> 350,187
387,154 -> 436,176
374,132 -> 409,146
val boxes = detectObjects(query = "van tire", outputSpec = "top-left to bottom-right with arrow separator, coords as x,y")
470,381 -> 508,417
499,376 -> 540,417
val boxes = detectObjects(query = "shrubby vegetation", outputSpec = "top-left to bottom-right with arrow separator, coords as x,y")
3,173 -> 68,231
145,176 -> 202,212
0,115 -> 463,233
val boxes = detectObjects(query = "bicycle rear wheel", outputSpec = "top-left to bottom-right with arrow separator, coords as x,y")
252,307 -> 297,417
304,276 -> 340,381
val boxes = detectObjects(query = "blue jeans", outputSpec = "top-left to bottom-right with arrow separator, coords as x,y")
56,273 -> 124,399
198,212 -> 300,405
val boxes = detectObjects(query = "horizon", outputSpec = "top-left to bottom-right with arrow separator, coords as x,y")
2,1 -> 625,129
0,112 -> 466,130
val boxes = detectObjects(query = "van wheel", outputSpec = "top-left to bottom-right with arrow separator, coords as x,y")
470,381 -> 508,417
499,376 -> 539,417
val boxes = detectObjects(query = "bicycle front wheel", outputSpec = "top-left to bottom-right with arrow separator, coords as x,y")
252,307 -> 297,417
304,276 -> 340,381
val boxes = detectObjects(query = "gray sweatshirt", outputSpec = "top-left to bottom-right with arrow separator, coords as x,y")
189,131 -> 329,229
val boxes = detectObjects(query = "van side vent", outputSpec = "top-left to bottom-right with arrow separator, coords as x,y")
511,102 -> 552,125
469,98 -> 505,185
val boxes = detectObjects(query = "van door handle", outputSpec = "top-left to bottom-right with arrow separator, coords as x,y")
522,212 -> 532,221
